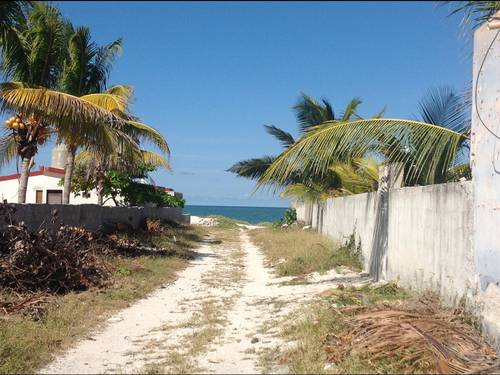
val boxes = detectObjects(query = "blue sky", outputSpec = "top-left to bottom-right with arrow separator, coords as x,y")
2,1 -> 472,207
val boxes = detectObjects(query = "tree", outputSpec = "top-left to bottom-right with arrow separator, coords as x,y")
0,3 -> 126,203
229,94 -> 381,202
78,86 -> 170,205
59,26 -> 122,203
257,88 -> 470,191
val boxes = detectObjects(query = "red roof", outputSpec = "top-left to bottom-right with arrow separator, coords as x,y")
0,166 -> 65,182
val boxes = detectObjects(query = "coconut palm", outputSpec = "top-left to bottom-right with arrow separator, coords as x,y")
59,26 -> 122,203
257,88 -> 470,191
0,4 -> 126,203
229,94 -> 383,202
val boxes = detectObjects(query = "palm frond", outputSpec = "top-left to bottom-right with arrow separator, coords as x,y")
293,94 -> 336,133
125,121 -> 170,155
280,182 -> 328,203
258,118 -> 468,189
341,98 -> 362,121
0,133 -> 18,167
227,156 -> 276,180
444,1 -> 500,29
141,150 -> 171,171
80,92 -> 129,113
264,125 -> 295,148
0,82 -> 126,132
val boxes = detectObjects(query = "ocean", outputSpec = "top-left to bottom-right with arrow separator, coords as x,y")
183,205 -> 288,224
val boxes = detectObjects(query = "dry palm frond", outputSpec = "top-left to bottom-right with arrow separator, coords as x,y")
326,296 -> 498,374
0,82 -> 126,133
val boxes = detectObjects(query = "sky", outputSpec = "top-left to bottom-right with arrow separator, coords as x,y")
1,1 -> 473,207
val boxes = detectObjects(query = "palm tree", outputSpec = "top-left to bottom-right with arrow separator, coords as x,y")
257,88 -> 470,191
0,4 -> 126,203
229,94 -> 382,202
78,87 -> 170,205
59,26 -> 122,203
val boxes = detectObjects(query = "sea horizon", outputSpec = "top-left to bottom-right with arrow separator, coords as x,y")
184,204 -> 289,224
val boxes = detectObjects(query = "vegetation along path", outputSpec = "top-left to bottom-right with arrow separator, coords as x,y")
41,225 -> 368,374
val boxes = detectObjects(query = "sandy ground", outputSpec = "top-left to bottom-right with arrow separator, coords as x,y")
40,227 -> 369,374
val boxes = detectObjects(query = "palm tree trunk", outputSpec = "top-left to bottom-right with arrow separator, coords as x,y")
97,175 -> 105,205
62,145 -> 76,204
17,156 -> 33,203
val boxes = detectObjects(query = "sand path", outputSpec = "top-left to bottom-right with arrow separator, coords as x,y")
40,227 -> 368,374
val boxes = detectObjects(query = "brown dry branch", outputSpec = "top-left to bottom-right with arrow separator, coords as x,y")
324,294 -> 499,374
0,205 -> 184,297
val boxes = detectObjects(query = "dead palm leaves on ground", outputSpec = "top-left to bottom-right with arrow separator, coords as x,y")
325,293 -> 499,374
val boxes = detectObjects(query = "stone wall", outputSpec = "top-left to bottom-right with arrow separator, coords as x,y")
2,203 -> 190,232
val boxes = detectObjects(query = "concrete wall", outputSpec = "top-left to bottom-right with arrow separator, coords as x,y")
295,181 -> 476,303
386,182 -> 475,303
2,203 -> 190,232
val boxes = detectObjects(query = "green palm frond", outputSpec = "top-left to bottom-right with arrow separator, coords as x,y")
330,158 -> 379,195
341,98 -> 362,121
293,94 -> 336,133
444,1 -> 500,29
258,118 -> 468,189
227,156 -> 276,180
280,182 -> 329,203
0,133 -> 18,167
264,125 -> 295,148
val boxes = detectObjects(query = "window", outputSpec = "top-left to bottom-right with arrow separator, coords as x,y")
46,190 -> 62,204
36,190 -> 43,204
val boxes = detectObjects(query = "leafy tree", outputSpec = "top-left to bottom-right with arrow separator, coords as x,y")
68,164 -> 184,208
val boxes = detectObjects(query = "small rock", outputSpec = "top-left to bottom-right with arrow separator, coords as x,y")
302,225 -> 311,230
323,363 -> 335,371
108,316 -> 123,323
251,337 -> 259,344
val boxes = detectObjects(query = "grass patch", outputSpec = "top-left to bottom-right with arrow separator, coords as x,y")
207,215 -> 249,229
249,227 -> 362,276
0,225 -> 207,374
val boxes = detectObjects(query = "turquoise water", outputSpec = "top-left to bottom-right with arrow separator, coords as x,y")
184,205 -> 287,224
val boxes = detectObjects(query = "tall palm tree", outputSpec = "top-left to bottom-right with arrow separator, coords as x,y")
0,4 -> 126,203
257,88 -> 470,191
59,26 -> 122,203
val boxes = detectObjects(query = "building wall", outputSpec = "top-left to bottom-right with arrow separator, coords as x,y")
0,174 -> 114,205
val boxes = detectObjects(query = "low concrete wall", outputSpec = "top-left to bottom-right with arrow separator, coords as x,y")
2,203 -> 190,232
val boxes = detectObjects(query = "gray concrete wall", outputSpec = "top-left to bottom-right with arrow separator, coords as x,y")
2,203 -> 190,232
386,182 -> 475,303
297,181 -> 476,303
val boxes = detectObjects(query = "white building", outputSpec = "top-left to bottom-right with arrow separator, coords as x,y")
0,146 -> 179,205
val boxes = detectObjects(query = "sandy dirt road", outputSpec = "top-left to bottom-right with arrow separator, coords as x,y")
40,227 -> 368,374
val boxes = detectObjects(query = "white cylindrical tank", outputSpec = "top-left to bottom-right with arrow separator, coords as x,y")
51,144 -> 68,169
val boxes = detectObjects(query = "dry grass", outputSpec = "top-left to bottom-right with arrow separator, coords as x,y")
0,225 -> 207,374
249,227 -> 362,276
